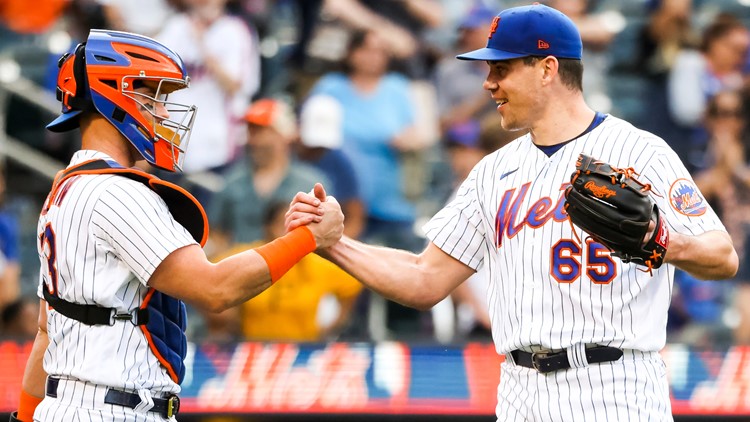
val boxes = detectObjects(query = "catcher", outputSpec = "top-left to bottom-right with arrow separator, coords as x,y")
10,30 -> 343,422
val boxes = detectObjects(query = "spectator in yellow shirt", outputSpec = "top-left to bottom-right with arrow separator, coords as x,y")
206,201 -> 363,342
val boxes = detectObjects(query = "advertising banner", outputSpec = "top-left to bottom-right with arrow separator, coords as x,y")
1,341 -> 748,416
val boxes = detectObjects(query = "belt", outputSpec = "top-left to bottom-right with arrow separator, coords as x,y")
509,346 -> 623,374
46,377 -> 180,419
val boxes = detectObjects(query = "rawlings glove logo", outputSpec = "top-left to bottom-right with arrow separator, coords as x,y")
584,181 -> 616,199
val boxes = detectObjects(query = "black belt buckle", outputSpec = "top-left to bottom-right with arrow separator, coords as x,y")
167,395 -> 180,418
111,308 -> 148,326
531,351 -> 553,373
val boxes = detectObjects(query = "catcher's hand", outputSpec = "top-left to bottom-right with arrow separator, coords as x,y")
563,154 -> 669,271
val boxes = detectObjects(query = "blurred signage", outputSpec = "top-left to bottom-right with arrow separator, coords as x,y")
1,341 -> 749,416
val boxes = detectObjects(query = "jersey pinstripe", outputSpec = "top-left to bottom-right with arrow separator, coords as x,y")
424,115 -> 725,355
36,150 -> 197,394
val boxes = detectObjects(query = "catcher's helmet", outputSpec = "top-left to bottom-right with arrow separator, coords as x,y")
47,29 -> 197,172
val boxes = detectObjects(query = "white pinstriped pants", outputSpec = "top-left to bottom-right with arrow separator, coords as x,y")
34,378 -> 173,422
497,350 -> 673,421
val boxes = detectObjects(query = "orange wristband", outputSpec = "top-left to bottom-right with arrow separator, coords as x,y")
17,389 -> 43,422
255,226 -> 317,282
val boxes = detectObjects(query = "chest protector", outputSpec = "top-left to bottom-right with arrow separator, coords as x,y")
42,159 -> 208,384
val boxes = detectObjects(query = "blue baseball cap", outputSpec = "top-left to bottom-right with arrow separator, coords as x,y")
456,4 -> 582,61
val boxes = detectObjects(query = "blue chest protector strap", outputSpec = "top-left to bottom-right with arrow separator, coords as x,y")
42,159 -> 208,383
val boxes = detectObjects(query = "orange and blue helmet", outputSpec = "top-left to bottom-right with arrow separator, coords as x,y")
47,29 -> 197,172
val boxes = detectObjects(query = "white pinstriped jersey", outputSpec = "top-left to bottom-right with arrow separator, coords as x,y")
36,150 -> 197,394
424,115 -> 725,355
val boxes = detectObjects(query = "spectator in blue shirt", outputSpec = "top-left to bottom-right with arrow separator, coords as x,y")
309,29 -> 427,253
309,29 -> 431,339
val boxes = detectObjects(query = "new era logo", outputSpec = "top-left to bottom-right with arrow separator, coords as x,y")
538,40 -> 550,49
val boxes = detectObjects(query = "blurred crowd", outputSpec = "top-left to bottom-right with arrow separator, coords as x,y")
1,0 -> 750,348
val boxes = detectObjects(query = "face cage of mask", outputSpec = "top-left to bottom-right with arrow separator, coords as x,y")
121,75 -> 197,172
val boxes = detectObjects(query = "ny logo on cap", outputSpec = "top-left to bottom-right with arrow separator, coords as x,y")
488,16 -> 500,39
538,40 -> 550,49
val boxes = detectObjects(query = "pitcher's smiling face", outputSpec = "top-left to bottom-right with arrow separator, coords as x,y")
484,57 -> 549,132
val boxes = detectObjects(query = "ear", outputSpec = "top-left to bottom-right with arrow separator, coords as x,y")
540,56 -> 559,86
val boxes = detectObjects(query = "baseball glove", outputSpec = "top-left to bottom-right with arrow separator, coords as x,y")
563,154 -> 669,272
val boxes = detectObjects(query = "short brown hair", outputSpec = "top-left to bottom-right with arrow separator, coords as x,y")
522,56 -> 583,92
701,13 -> 747,53
342,29 -> 392,75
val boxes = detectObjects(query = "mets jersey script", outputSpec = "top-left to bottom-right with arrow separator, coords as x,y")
424,115 -> 725,354
36,150 -> 196,393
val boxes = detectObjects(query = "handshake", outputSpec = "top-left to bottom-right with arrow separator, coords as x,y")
286,183 -> 345,250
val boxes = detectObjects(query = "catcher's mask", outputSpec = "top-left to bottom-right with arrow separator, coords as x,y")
47,29 -> 197,172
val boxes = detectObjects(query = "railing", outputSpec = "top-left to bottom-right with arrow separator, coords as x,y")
0,71 -> 62,179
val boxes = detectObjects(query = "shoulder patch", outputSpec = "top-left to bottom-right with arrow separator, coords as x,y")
669,178 -> 707,216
